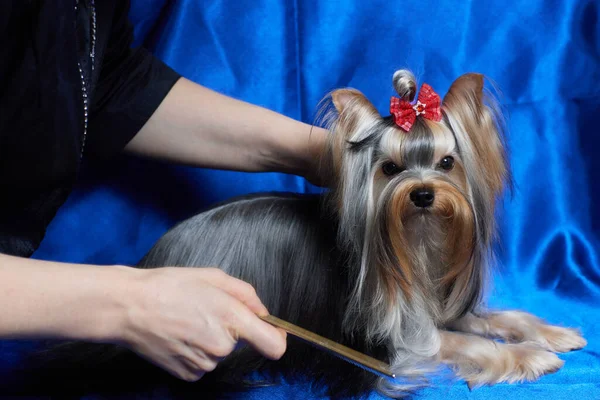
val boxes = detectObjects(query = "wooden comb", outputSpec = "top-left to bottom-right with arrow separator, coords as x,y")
260,315 -> 395,379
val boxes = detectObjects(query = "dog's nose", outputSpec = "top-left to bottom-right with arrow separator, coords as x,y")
410,188 -> 435,208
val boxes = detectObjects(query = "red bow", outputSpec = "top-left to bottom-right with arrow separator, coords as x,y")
390,83 -> 442,132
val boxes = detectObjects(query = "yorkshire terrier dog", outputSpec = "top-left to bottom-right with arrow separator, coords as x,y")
12,70 -> 586,399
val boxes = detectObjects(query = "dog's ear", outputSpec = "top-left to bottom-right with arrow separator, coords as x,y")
442,73 -> 508,197
322,89 -> 381,241
331,88 -> 379,115
331,89 -> 359,112
324,88 -> 382,181
330,88 -> 381,138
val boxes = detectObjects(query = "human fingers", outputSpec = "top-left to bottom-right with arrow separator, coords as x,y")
228,300 -> 288,360
199,268 -> 269,316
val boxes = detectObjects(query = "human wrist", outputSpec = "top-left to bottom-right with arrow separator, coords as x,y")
71,264 -> 142,344
110,266 -> 172,349
261,120 -> 329,183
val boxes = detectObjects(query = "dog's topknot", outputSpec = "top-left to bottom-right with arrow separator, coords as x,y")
392,69 -> 416,101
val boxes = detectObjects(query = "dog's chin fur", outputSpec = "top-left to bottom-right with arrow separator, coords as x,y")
7,70 -> 586,399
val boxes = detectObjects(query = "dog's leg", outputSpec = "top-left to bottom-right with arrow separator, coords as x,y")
446,311 -> 586,353
438,330 -> 563,389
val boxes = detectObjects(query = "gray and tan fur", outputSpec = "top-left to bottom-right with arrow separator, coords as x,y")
15,71 -> 587,399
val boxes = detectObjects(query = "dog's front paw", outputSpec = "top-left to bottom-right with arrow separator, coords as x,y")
535,325 -> 587,353
441,330 -> 568,390
470,311 -> 587,353
464,345 -> 563,389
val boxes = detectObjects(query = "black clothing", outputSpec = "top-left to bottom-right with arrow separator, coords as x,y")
0,1 -> 181,257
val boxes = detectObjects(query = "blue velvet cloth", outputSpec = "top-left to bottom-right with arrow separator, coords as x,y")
2,0 -> 600,398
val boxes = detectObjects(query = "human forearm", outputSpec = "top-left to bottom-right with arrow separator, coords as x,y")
124,78 -> 329,182
0,254 -> 286,381
0,254 -> 132,342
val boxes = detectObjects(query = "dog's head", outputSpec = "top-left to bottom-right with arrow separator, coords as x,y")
319,70 -> 510,336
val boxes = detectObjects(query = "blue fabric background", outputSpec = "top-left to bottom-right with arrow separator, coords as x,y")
2,0 -> 599,399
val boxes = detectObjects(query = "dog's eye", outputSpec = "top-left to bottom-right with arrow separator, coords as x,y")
382,161 -> 404,176
438,156 -> 455,171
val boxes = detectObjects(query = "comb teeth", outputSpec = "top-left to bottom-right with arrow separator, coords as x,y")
260,315 -> 396,380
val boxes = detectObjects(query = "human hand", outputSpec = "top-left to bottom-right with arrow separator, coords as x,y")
303,126 -> 333,188
120,267 -> 287,382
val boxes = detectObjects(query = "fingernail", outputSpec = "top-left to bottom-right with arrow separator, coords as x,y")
258,305 -> 269,317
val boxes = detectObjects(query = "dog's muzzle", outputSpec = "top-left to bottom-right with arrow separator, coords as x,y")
410,187 -> 435,208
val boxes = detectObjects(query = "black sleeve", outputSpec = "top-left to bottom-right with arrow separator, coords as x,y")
86,0 -> 181,159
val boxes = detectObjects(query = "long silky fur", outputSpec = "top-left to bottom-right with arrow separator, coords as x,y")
3,71 -> 511,399
8,193 -> 389,399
